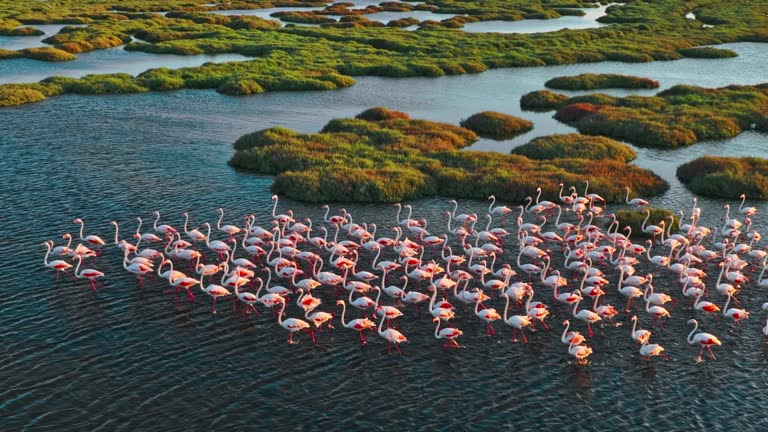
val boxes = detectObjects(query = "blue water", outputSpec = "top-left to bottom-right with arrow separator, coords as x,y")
0,47 -> 248,84
2,37 -> 768,430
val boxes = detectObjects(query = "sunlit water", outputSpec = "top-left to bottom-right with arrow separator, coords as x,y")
0,48 -> 248,84
0,24 -> 87,51
211,2 -> 610,31
1,42 -> 768,430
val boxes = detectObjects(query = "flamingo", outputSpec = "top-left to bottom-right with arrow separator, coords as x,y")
276,297 -> 314,344
134,217 -> 163,243
122,247 -> 152,286
199,274 -> 231,314
639,341 -> 668,361
694,292 -> 721,318
108,223 -> 142,255
201,222 -> 232,257
561,320 -> 586,345
447,200 -> 475,227
571,297 -> 601,337
336,299 -> 375,347
568,342 -> 593,364
629,316 -> 651,345
502,293 -> 532,343
216,208 -> 241,238
377,312 -> 407,355
643,280 -> 672,307
474,297 -> 502,336
234,277 -> 261,314
722,292 -> 749,331
738,194 -> 757,216
271,195 -> 294,224
73,255 -> 104,291
624,187 -> 649,207
645,296 -> 670,330
433,317 -> 463,348
182,212 -> 207,242
687,319 -> 722,361
428,286 -> 455,321
73,218 -> 106,247
43,241 -> 73,281
322,204 -> 347,225
152,211 -> 177,236
51,233 -> 74,256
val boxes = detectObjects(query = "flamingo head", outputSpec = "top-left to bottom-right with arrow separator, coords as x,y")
562,320 -> 569,326
271,195 -> 278,200
73,218 -> 82,224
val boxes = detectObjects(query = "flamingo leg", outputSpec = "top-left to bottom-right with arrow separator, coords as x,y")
90,280 -> 97,291
540,320 -> 550,331
512,328 -> 518,343
394,343 -> 402,355
521,328 -> 528,344
359,331 -> 366,347
212,297 -> 217,314
289,331 -> 294,344
707,346 -> 717,360
587,323 -> 593,337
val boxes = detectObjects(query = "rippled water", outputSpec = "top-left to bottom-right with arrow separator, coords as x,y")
0,48 -> 248,84
0,24 -> 88,51
2,41 -> 768,430
211,2 -> 609,32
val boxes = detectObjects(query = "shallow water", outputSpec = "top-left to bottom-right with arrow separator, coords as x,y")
211,2 -> 609,31
2,40 -> 768,430
0,24 -> 87,51
463,4 -> 611,33
0,47 -> 248,84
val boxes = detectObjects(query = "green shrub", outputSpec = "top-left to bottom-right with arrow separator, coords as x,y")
511,133 -> 637,162
217,78 -> 265,95
0,26 -> 44,36
520,90 -> 569,111
0,49 -> 23,59
552,84 -> 767,148
356,107 -> 410,121
677,156 -> 768,199
545,73 -> 660,90
21,47 -> 77,62
678,47 -> 738,58
0,86 -> 47,107
230,108 -> 667,202
460,111 -> 533,139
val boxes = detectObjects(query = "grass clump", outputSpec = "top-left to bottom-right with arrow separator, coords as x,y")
613,208 -> 679,238
459,111 -> 533,139
551,84 -> 768,148
387,17 -> 420,27
355,107 -> 410,121
678,47 -> 738,58
545,73 -> 660,90
0,26 -> 44,36
229,108 -> 667,202
511,133 -> 636,162
677,156 -> 768,199
520,90 -> 569,111
21,47 -> 77,61
0,86 -> 47,107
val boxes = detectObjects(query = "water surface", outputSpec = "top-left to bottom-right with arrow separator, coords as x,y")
1,41 -> 768,431
0,48 -> 248,84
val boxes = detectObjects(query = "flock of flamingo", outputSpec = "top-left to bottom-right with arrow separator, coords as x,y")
42,186 -> 768,363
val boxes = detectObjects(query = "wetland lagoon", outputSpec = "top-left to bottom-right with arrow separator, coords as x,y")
2,1 -> 768,430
